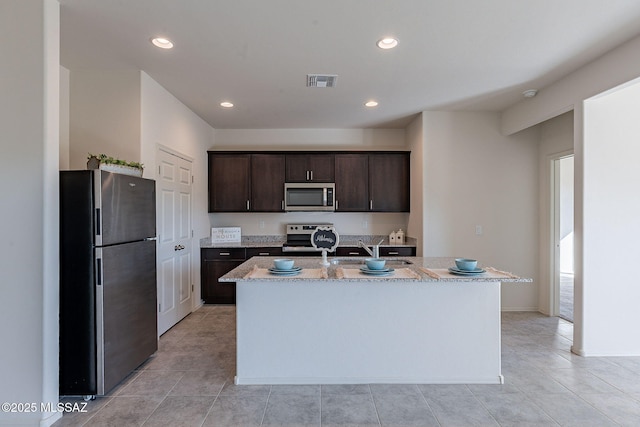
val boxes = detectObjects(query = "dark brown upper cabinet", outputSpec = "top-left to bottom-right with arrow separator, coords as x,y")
335,154 -> 369,211
368,153 -> 410,212
285,154 -> 334,182
208,153 -> 251,212
251,154 -> 285,212
208,152 -> 286,212
335,152 -> 410,212
208,151 -> 409,213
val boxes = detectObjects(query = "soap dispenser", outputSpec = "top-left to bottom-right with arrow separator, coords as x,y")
396,229 -> 405,244
389,231 -> 397,244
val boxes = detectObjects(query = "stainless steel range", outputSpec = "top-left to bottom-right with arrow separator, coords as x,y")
283,223 -> 334,254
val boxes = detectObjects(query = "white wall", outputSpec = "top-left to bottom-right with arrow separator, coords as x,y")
406,113 -> 426,255
580,79 -> 640,356
502,31 -> 640,353
59,66 -> 70,169
68,69 -> 141,169
421,111 -> 540,311
0,1 -> 60,425
213,128 -> 405,150
140,72 -> 214,307
559,157 -> 574,240
537,111 -> 574,314
501,34 -> 640,136
210,128 -> 409,238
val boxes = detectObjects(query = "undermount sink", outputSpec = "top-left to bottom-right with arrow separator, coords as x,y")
330,258 -> 413,266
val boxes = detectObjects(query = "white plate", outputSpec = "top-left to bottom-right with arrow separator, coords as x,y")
360,265 -> 393,272
360,268 -> 395,276
448,267 -> 486,275
269,270 -> 301,276
268,266 -> 302,273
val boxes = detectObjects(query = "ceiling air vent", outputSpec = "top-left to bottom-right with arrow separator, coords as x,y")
307,74 -> 338,88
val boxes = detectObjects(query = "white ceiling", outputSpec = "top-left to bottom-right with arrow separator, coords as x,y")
59,0 -> 640,129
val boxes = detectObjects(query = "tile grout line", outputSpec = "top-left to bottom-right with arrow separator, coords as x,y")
366,384 -> 383,426
197,378 -> 227,427
415,385 -> 443,427
258,386 -> 272,426
138,370 -> 185,426
318,385 -> 322,427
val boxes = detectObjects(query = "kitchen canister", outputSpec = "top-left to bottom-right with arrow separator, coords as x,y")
396,229 -> 405,244
389,231 -> 397,244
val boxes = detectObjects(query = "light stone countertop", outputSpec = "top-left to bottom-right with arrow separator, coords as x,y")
200,235 -> 418,248
219,256 -> 532,283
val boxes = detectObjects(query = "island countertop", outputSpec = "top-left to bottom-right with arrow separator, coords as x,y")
219,256 -> 531,283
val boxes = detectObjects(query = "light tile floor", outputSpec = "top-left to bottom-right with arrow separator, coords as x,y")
559,273 -> 574,323
53,306 -> 640,426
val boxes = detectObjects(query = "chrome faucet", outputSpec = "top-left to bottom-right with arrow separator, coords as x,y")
358,238 -> 384,258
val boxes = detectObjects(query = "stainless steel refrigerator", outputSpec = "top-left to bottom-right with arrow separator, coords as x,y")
59,170 -> 158,397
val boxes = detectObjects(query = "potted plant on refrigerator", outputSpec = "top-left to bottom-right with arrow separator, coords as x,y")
87,153 -> 144,177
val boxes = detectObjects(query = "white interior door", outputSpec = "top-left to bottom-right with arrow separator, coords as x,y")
157,147 -> 193,335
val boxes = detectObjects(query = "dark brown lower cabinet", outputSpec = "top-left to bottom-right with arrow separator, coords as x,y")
335,247 -> 416,257
246,247 -> 283,257
201,246 -> 284,304
201,248 -> 246,304
379,246 -> 416,257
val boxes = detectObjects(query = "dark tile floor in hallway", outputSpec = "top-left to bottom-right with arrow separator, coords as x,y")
53,306 -> 640,426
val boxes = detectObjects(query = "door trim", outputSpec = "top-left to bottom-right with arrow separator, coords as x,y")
549,150 -> 573,317
158,143 -> 194,162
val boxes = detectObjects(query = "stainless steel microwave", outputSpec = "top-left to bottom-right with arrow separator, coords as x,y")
284,183 -> 335,212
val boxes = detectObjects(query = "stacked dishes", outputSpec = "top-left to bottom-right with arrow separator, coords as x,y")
448,258 -> 485,276
360,258 -> 395,276
269,258 -> 301,276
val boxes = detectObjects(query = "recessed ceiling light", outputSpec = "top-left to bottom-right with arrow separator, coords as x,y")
377,37 -> 398,49
523,89 -> 538,98
364,100 -> 379,107
151,37 -> 174,49
220,101 -> 234,108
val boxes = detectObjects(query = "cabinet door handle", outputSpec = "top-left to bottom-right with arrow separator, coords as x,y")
282,200 -> 284,210
310,170 -> 313,181
306,170 -> 310,181
388,251 -> 399,255
259,252 -> 270,256
370,200 -> 373,210
335,200 -> 339,210
246,200 -> 250,210
219,252 -> 230,256
348,251 -> 360,255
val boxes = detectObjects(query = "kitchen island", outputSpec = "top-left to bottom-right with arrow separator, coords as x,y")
220,257 -> 530,385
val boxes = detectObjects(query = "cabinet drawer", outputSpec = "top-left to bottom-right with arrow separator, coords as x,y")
202,248 -> 246,260
379,247 -> 416,257
335,247 -> 369,256
246,247 -> 283,257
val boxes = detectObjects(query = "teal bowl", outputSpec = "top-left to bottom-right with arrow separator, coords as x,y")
273,258 -> 295,270
455,258 -> 477,271
365,258 -> 386,270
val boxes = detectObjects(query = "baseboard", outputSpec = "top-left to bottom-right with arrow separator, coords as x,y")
500,307 -> 540,312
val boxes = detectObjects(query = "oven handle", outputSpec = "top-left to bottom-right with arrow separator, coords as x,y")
282,246 -> 322,252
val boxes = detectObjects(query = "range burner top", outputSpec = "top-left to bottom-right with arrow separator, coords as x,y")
284,223 -> 334,253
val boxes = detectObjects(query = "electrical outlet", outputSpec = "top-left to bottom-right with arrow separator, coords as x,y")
362,220 -> 368,229
475,225 -> 483,235
259,221 -> 265,229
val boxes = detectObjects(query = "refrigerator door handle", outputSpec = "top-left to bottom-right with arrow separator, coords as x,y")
144,237 -> 158,241
94,247 -> 105,394
95,248 -> 103,286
